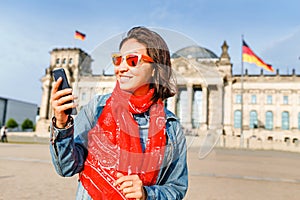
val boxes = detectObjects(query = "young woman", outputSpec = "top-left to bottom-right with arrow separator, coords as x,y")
50,26 -> 188,200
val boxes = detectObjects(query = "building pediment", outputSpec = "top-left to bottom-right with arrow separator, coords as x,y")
172,57 -> 223,85
172,58 -> 199,77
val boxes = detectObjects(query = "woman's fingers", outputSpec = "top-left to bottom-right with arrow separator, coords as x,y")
55,100 -> 76,113
51,77 -> 62,97
54,92 -> 76,106
50,77 -> 77,128
114,174 -> 144,199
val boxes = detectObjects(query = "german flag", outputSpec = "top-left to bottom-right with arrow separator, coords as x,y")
74,30 -> 86,40
242,40 -> 274,72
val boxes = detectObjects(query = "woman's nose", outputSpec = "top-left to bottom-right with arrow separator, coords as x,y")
118,60 -> 129,72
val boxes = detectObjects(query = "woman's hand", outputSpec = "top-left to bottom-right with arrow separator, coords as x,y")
51,77 -> 77,128
114,173 -> 146,200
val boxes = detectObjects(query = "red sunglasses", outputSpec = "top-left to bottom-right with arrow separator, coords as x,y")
112,53 -> 154,67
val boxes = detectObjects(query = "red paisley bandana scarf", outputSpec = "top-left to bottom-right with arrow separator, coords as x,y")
79,82 -> 166,200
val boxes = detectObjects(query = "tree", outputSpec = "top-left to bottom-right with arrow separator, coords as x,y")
6,118 -> 18,129
21,118 -> 34,130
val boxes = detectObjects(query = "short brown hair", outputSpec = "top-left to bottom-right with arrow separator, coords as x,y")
119,26 -> 177,102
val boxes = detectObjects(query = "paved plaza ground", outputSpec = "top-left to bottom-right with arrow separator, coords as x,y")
1,141 -> 300,200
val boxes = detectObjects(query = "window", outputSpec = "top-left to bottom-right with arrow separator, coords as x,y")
265,111 -> 273,130
234,110 -> 242,128
192,88 -> 202,128
235,94 -> 242,104
69,58 -> 73,64
62,58 -> 66,64
249,110 -> 258,129
56,58 -> 60,64
267,95 -> 272,104
282,111 -> 289,130
283,96 -> 288,104
251,95 -> 257,104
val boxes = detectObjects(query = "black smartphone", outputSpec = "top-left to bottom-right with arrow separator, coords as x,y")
52,68 -> 77,115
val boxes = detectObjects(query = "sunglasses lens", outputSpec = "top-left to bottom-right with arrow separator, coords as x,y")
112,56 -> 122,66
126,55 -> 139,67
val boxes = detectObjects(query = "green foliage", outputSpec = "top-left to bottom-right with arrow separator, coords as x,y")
21,118 -> 34,130
6,118 -> 18,128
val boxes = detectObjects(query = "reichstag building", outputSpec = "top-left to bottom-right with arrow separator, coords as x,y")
36,42 -> 300,145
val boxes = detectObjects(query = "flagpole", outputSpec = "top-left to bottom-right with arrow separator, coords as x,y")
73,31 -> 76,48
240,35 -> 244,148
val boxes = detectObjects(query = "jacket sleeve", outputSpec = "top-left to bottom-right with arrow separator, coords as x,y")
144,119 -> 188,199
49,95 -> 101,177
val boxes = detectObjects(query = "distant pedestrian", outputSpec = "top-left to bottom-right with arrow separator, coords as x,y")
1,125 -> 8,142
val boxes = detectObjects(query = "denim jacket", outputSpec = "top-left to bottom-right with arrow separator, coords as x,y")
50,94 -> 188,200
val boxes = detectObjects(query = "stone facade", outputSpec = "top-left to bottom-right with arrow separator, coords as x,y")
36,43 -> 300,146
231,70 -> 300,143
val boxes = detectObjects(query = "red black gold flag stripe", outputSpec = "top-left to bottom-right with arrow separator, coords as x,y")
242,40 -> 274,72
74,30 -> 86,40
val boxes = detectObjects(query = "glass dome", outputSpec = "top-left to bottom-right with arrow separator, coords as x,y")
172,45 -> 218,59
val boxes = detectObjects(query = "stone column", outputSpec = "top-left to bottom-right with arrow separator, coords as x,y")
215,84 -> 224,130
207,85 -> 223,130
275,91 -> 281,130
223,81 -> 233,135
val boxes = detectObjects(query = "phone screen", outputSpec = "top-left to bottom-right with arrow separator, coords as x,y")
52,68 -> 71,90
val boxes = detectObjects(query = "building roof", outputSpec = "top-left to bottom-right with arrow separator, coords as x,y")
172,45 -> 218,59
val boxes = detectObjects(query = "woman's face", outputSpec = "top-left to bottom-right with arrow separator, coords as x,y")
114,38 -> 154,96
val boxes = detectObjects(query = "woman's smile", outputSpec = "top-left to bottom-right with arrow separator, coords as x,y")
119,75 -> 132,83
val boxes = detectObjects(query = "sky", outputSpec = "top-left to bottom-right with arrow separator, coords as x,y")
1,0 -> 300,106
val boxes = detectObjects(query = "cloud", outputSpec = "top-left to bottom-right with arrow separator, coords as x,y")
264,27 -> 300,72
